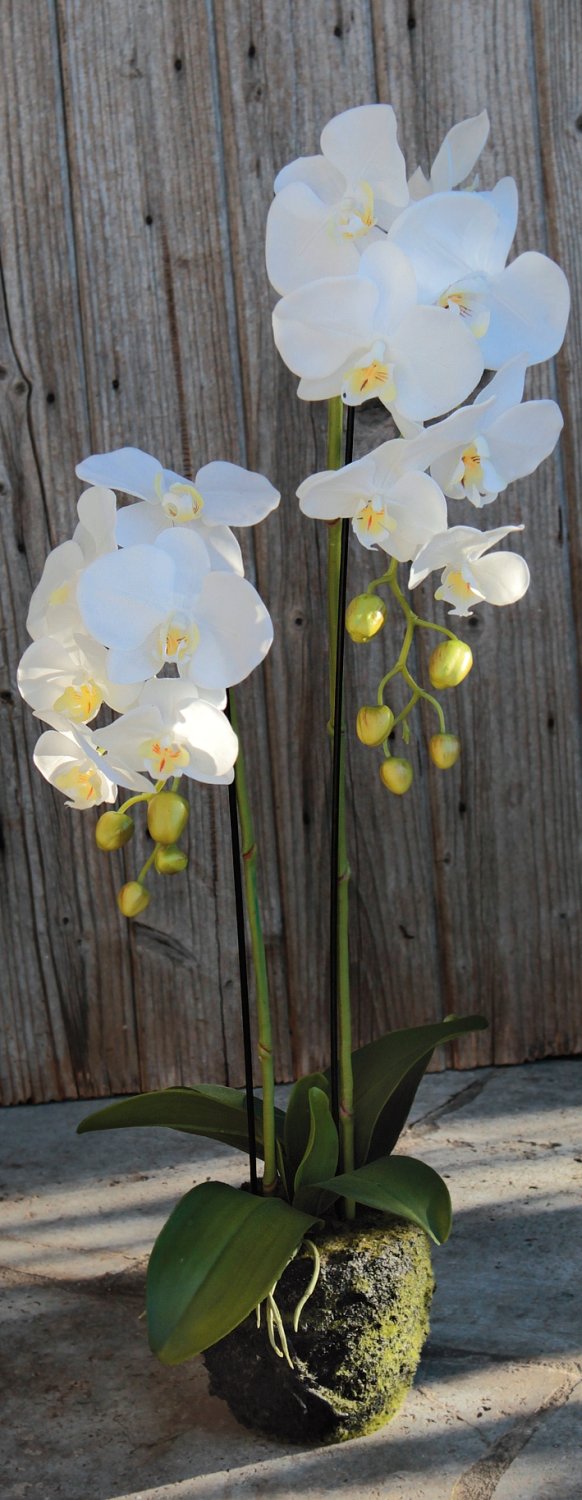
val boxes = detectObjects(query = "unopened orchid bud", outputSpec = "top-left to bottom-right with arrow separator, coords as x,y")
429,733 -> 461,770
154,844 -> 189,875
117,882 -> 150,918
345,594 -> 387,644
356,704 -> 394,746
147,791 -> 189,845
379,758 -> 413,795
429,639 -> 473,690
95,810 -> 135,851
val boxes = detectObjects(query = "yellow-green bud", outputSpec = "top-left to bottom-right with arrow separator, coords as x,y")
117,882 -> 150,918
429,733 -> 461,770
356,704 -> 395,746
429,639 -> 473,690
147,791 -> 189,845
379,758 -> 413,795
95,810 -> 135,851
154,844 -> 189,875
345,594 -> 387,644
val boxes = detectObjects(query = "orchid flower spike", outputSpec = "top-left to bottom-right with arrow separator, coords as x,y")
77,528 -> 274,690
408,111 -> 490,200
388,179 -> 570,367
26,488 -> 117,643
409,524 -> 530,616
273,240 -> 483,427
266,104 -> 409,295
76,449 -> 280,576
95,679 -> 239,788
424,356 -> 564,507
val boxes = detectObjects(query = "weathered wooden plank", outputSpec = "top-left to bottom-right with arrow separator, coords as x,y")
0,0 -> 140,1104
212,0 -> 447,1080
370,0 -> 582,1064
54,0 -> 291,1092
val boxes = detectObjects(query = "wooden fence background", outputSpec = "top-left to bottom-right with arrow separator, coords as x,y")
1,0 -> 580,1106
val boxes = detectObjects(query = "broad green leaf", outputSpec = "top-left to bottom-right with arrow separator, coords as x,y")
284,1071 -> 330,1186
77,1085 -> 286,1161
344,1015 -> 487,1166
315,1154 -> 452,1245
292,1087 -> 339,1215
147,1180 -> 317,1364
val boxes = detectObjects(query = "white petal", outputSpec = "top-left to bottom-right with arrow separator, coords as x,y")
139,678 -> 227,714
430,110 -> 490,192
402,401 -> 491,472
272,276 -> 378,378
266,184 -> 359,295
298,457 -> 375,519
390,305 -> 484,420
373,471 -> 448,561
153,527 -> 211,597
76,448 -> 163,504
357,242 -> 417,335
33,728 -> 117,808
388,191 -> 500,302
78,546 -> 174,649
321,105 -> 408,208
203,524 -> 244,576
297,367 -> 352,401
177,699 -> 238,780
195,461 -> 280,526
274,154 -> 345,202
481,253 -> 571,368
190,575 -> 273,690
73,487 -> 118,561
487,400 -> 563,482
115,500 -> 166,546
474,354 -> 528,418
478,177 -> 518,272
469,550 -> 530,605
26,541 -> 85,642
106,638 -> 161,683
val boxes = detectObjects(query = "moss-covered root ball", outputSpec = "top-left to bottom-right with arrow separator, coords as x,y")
204,1216 -> 434,1446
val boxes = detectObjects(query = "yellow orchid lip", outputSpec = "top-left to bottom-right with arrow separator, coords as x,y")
342,357 -> 396,404
53,681 -> 103,723
334,180 -> 376,241
138,738 -> 190,778
55,765 -> 101,804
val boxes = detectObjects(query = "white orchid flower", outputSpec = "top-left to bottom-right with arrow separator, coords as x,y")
423,356 -> 564,507
18,635 -> 141,725
33,719 -> 152,811
76,449 -> 280,576
266,104 -> 409,295
409,524 -> 530,616
388,181 -> 570,367
298,443 -> 448,562
77,528 -> 273,690
27,488 -> 117,643
408,111 -> 490,200
272,241 -> 483,424
95,679 -> 238,787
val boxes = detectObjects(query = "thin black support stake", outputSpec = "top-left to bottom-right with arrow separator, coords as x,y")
329,405 -> 355,1130
226,692 -> 259,1194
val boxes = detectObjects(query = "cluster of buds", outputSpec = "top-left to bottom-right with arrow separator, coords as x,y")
95,789 -> 190,917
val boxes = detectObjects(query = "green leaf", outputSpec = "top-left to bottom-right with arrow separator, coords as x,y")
292,1087 -> 339,1214
147,1180 -> 317,1364
77,1085 -> 286,1162
284,1071 -> 330,1187
314,1154 -> 452,1245
346,1015 -> 487,1166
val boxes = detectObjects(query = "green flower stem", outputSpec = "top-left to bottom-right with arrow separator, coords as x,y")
375,564 -> 447,735
327,397 -> 355,1216
137,845 -> 159,884
229,693 -> 277,1196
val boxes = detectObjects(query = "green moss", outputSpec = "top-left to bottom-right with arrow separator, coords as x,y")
204,1214 -> 435,1445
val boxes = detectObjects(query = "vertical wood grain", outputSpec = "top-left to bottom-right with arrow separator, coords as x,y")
0,0 -> 580,1102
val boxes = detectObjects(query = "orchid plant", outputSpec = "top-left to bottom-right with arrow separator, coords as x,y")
19,106 -> 568,1375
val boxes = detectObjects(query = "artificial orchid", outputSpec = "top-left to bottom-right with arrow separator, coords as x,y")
76,448 -> 280,574
266,104 -> 408,294
272,240 -> 483,425
409,524 -> 531,615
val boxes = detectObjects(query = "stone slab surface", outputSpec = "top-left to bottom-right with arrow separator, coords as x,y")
1,1060 -> 580,1499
